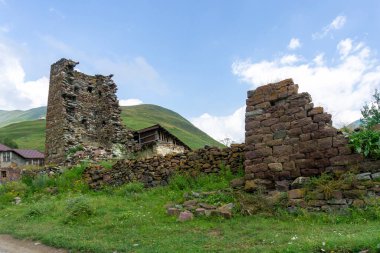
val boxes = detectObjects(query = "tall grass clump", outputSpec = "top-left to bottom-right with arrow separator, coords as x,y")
168,164 -> 238,192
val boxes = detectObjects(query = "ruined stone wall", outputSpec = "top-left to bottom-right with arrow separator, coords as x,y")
244,79 -> 368,190
0,167 -> 21,183
45,59 -> 135,165
84,144 -> 244,188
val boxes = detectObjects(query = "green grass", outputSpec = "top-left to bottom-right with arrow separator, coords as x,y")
0,167 -> 379,252
0,119 -> 46,152
0,104 -> 223,152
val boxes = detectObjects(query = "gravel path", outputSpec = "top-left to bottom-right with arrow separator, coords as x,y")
0,235 -> 67,253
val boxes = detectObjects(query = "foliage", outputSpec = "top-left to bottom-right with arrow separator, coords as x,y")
361,89 -> 380,128
20,161 -> 89,195
349,89 -> 380,159
168,164 -> 236,192
349,129 -> 380,159
63,196 -> 94,223
0,137 -> 18,148
66,145 -> 84,158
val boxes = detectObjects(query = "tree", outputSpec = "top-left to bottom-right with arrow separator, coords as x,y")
361,89 -> 380,129
0,137 -> 19,148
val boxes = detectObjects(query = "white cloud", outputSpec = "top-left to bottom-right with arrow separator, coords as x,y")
232,38 -> 380,127
191,106 -> 246,143
288,38 -> 301,50
337,38 -> 353,58
280,54 -> 300,65
0,43 -> 49,110
313,15 -> 347,39
119,98 -> 143,106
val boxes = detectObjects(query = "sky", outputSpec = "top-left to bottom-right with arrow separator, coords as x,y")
0,1 -> 379,144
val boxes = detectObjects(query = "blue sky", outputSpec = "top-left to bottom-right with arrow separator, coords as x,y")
0,0 -> 379,142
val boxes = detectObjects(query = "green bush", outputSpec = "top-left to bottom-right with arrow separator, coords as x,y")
349,89 -> 380,159
64,196 -> 93,223
349,129 -> 380,159
114,182 -> 145,196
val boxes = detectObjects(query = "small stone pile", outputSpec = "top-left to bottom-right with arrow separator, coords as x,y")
244,79 -> 379,191
84,144 -> 244,189
166,191 -> 235,221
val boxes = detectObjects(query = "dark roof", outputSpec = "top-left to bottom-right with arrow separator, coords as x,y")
0,143 -> 11,152
13,149 -> 45,159
135,124 -> 191,150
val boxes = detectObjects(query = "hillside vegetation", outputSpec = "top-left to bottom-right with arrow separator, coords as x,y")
0,104 -> 222,151
0,107 -> 46,128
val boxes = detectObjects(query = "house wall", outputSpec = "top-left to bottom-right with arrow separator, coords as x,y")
0,151 -> 27,168
0,167 -> 21,183
45,59 -> 136,165
155,142 -> 186,156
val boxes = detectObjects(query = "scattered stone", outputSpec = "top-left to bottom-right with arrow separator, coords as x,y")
195,208 -> 206,216
183,199 -> 198,208
14,197 -> 21,205
178,211 -> 194,222
199,203 -> 216,210
291,177 -> 310,189
356,173 -> 372,181
167,207 -> 181,216
371,172 -> 380,180
230,177 -> 245,188
287,189 -> 305,199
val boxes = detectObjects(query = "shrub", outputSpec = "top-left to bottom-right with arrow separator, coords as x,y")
349,89 -> 380,159
64,196 -> 93,223
349,129 -> 380,159
114,182 -> 145,196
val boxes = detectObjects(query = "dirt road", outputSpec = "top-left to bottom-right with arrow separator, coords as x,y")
0,235 -> 67,253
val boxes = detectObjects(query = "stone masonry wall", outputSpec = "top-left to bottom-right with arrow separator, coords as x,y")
84,144 -> 244,189
45,59 -> 135,165
244,79 -> 370,190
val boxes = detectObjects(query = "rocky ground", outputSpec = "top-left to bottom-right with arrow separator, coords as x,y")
0,235 -> 66,253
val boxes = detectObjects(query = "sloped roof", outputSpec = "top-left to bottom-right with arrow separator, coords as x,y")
13,149 -> 45,159
0,143 -> 11,151
135,124 -> 191,150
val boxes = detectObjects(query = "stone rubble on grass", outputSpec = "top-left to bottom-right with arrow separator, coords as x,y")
166,190 -> 235,221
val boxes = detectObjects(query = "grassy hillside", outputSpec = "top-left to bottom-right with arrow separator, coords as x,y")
121,104 -> 223,149
0,104 -> 222,151
0,119 -> 46,151
0,107 -> 46,128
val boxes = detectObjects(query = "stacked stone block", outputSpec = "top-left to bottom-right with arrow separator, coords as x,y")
245,79 -> 363,190
84,144 -> 244,188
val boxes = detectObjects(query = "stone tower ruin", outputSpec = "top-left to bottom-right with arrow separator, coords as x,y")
45,58 -> 135,165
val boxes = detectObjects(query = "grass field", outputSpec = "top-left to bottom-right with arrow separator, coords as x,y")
0,119 -> 46,151
0,104 -> 223,152
0,165 -> 379,253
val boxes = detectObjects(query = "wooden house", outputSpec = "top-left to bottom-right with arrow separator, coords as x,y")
134,124 -> 190,158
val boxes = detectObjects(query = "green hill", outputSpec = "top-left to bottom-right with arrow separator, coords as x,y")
0,119 -> 46,151
0,104 -> 222,152
0,107 -> 46,127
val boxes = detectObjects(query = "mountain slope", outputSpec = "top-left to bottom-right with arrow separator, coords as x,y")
0,104 -> 222,151
0,119 -> 46,151
0,107 -> 46,127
